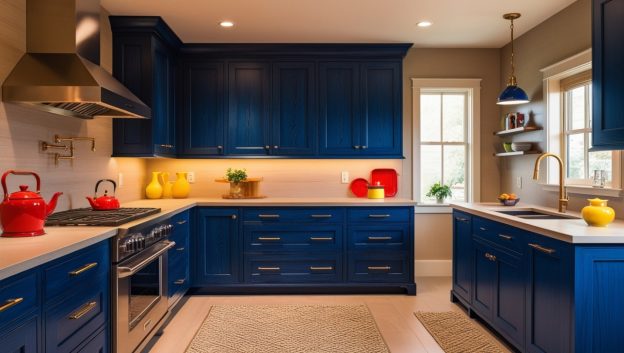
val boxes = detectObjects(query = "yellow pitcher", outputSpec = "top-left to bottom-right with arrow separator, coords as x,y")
581,198 -> 615,227
172,172 -> 190,198
160,172 -> 174,198
146,171 -> 163,199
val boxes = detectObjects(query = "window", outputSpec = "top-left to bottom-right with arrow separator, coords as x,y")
412,79 -> 481,203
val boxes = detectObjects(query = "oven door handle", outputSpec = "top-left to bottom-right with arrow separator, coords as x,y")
117,240 -> 176,278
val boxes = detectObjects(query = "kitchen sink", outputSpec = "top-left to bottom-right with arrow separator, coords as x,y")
496,209 -> 580,220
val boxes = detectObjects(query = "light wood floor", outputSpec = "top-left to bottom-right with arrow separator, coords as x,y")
147,277 -> 513,353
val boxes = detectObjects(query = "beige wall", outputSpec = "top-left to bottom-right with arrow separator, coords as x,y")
0,1 -> 145,212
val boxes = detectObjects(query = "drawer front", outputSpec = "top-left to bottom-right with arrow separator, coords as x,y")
169,236 -> 189,266
44,242 -> 109,300
171,210 -> 190,227
0,272 -> 38,329
348,207 -> 410,223
348,252 -> 410,283
245,254 -> 343,283
75,327 -> 107,353
168,255 -> 190,299
0,316 -> 38,353
243,208 -> 344,223
473,217 -> 525,254
244,224 -> 343,251
45,282 -> 108,353
349,224 -> 409,250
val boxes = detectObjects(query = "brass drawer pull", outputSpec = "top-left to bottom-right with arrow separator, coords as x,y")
368,236 -> 392,241
485,253 -> 497,261
174,279 -> 186,285
176,247 -> 186,251
368,266 -> 391,271
455,217 -> 469,222
69,301 -> 97,320
310,237 -> 333,241
258,237 -> 281,241
310,266 -> 334,271
177,220 -> 187,225
368,214 -> 390,218
258,214 -> 280,219
479,227 -> 487,231
528,243 -> 556,254
69,262 -> 98,277
258,267 -> 281,272
498,234 -> 513,240
159,144 -> 174,148
0,297 -> 23,312
310,214 -> 333,218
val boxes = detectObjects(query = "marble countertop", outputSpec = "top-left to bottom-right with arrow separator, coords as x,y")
451,202 -> 624,244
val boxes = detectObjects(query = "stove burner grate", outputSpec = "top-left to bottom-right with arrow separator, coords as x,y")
46,208 -> 161,226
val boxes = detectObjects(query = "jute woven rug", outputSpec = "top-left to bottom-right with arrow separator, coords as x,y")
414,311 -> 507,353
185,304 -> 390,353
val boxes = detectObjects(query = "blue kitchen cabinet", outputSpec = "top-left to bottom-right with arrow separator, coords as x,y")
110,17 -> 181,157
179,62 -> 226,156
193,208 -> 241,285
471,240 -> 496,319
592,0 -> 624,150
0,317 -> 39,353
168,211 -> 191,306
227,62 -> 271,156
451,211 -> 472,304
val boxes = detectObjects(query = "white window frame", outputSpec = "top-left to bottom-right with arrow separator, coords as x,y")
412,78 -> 481,205
541,49 -> 622,196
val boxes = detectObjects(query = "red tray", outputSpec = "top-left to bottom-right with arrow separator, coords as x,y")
370,169 -> 398,197
349,178 -> 369,198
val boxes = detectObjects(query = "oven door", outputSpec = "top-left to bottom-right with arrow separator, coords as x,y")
114,240 -> 175,353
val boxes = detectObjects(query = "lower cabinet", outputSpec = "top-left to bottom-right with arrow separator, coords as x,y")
168,211 -> 191,307
0,316 -> 39,353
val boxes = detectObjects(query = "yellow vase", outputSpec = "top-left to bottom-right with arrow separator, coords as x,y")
160,172 -> 174,198
146,171 -> 163,199
172,172 -> 190,199
581,198 -> 615,227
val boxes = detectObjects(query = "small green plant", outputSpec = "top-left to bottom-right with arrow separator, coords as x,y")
225,168 -> 247,183
426,182 -> 452,201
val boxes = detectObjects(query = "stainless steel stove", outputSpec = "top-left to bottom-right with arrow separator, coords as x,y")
46,207 -> 161,226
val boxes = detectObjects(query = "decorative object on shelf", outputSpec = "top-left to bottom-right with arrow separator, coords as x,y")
172,172 -> 191,198
349,178 -> 369,198
367,182 -> 385,199
160,172 -> 174,198
146,171 -> 163,199
498,193 -> 520,206
503,112 -> 526,129
86,179 -> 120,211
0,170 -> 62,237
511,142 -> 532,152
215,178 -> 265,199
225,168 -> 248,198
503,142 -> 513,152
370,169 -> 398,197
426,182 -> 452,204
581,198 -> 615,227
41,135 -> 96,165
497,13 -> 530,105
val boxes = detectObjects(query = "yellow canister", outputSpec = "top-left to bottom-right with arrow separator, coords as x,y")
581,198 -> 615,227
367,184 -> 385,199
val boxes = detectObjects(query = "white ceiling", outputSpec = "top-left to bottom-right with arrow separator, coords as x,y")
102,0 -> 578,48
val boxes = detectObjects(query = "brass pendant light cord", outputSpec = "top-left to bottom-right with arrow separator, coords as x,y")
509,18 -> 516,85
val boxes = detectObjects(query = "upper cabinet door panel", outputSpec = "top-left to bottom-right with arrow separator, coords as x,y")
319,62 -> 361,155
592,0 -> 624,150
152,40 -> 177,156
227,62 -> 271,155
180,62 -> 226,156
360,62 -> 402,156
271,62 -> 317,156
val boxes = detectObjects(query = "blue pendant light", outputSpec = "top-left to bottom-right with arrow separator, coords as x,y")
497,13 -> 530,105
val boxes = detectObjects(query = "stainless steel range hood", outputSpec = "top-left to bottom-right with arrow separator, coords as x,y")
2,0 -> 150,119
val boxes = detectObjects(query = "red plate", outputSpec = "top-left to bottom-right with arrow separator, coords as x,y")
371,168 -> 398,197
349,178 -> 369,198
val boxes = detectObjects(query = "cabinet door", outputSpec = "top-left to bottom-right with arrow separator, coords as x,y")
194,208 -> 240,285
271,62 -> 317,155
592,0 -> 624,150
472,240 -> 496,319
360,62 -> 402,156
525,235 -> 572,353
492,249 -> 525,350
227,62 -> 271,155
452,212 -> 472,303
0,317 -> 38,353
152,39 -> 177,156
319,62 -> 361,155
180,62 -> 226,156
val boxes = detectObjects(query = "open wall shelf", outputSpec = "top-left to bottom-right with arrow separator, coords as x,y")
494,126 -> 542,136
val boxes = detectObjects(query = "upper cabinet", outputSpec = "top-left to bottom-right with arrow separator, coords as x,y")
592,0 -> 624,150
110,17 -> 181,157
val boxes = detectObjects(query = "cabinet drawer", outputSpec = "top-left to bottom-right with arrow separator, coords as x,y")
348,252 -> 410,283
0,272 -> 38,329
243,208 -> 343,223
348,207 -> 410,223
171,211 -> 190,228
45,282 -> 108,353
44,242 -> 109,300
0,316 -> 38,353
349,224 -> 409,250
169,237 -> 189,265
473,217 -> 525,254
244,224 -> 342,251
74,327 -> 107,353
168,255 -> 190,299
245,254 -> 343,283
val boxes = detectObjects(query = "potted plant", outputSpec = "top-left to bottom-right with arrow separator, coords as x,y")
225,168 -> 247,198
426,182 -> 452,204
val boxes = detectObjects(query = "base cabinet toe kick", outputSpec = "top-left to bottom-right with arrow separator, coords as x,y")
451,209 -> 624,353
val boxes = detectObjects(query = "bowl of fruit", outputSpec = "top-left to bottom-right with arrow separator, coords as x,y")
498,193 -> 520,206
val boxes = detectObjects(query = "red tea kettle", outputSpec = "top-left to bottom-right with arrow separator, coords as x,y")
86,179 -> 120,210
0,170 -> 62,237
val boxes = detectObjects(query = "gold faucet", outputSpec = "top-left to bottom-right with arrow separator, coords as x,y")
532,153 -> 568,213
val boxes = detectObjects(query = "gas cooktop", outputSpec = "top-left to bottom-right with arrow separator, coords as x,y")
46,208 -> 161,226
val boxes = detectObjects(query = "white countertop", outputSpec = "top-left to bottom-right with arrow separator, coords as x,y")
0,197 -> 416,280
451,202 -> 624,244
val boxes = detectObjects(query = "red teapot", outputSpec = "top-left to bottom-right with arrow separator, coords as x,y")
0,170 -> 62,237
86,179 -> 120,210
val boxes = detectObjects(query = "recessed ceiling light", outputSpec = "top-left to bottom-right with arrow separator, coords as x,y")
219,21 -> 234,28
417,21 -> 433,28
